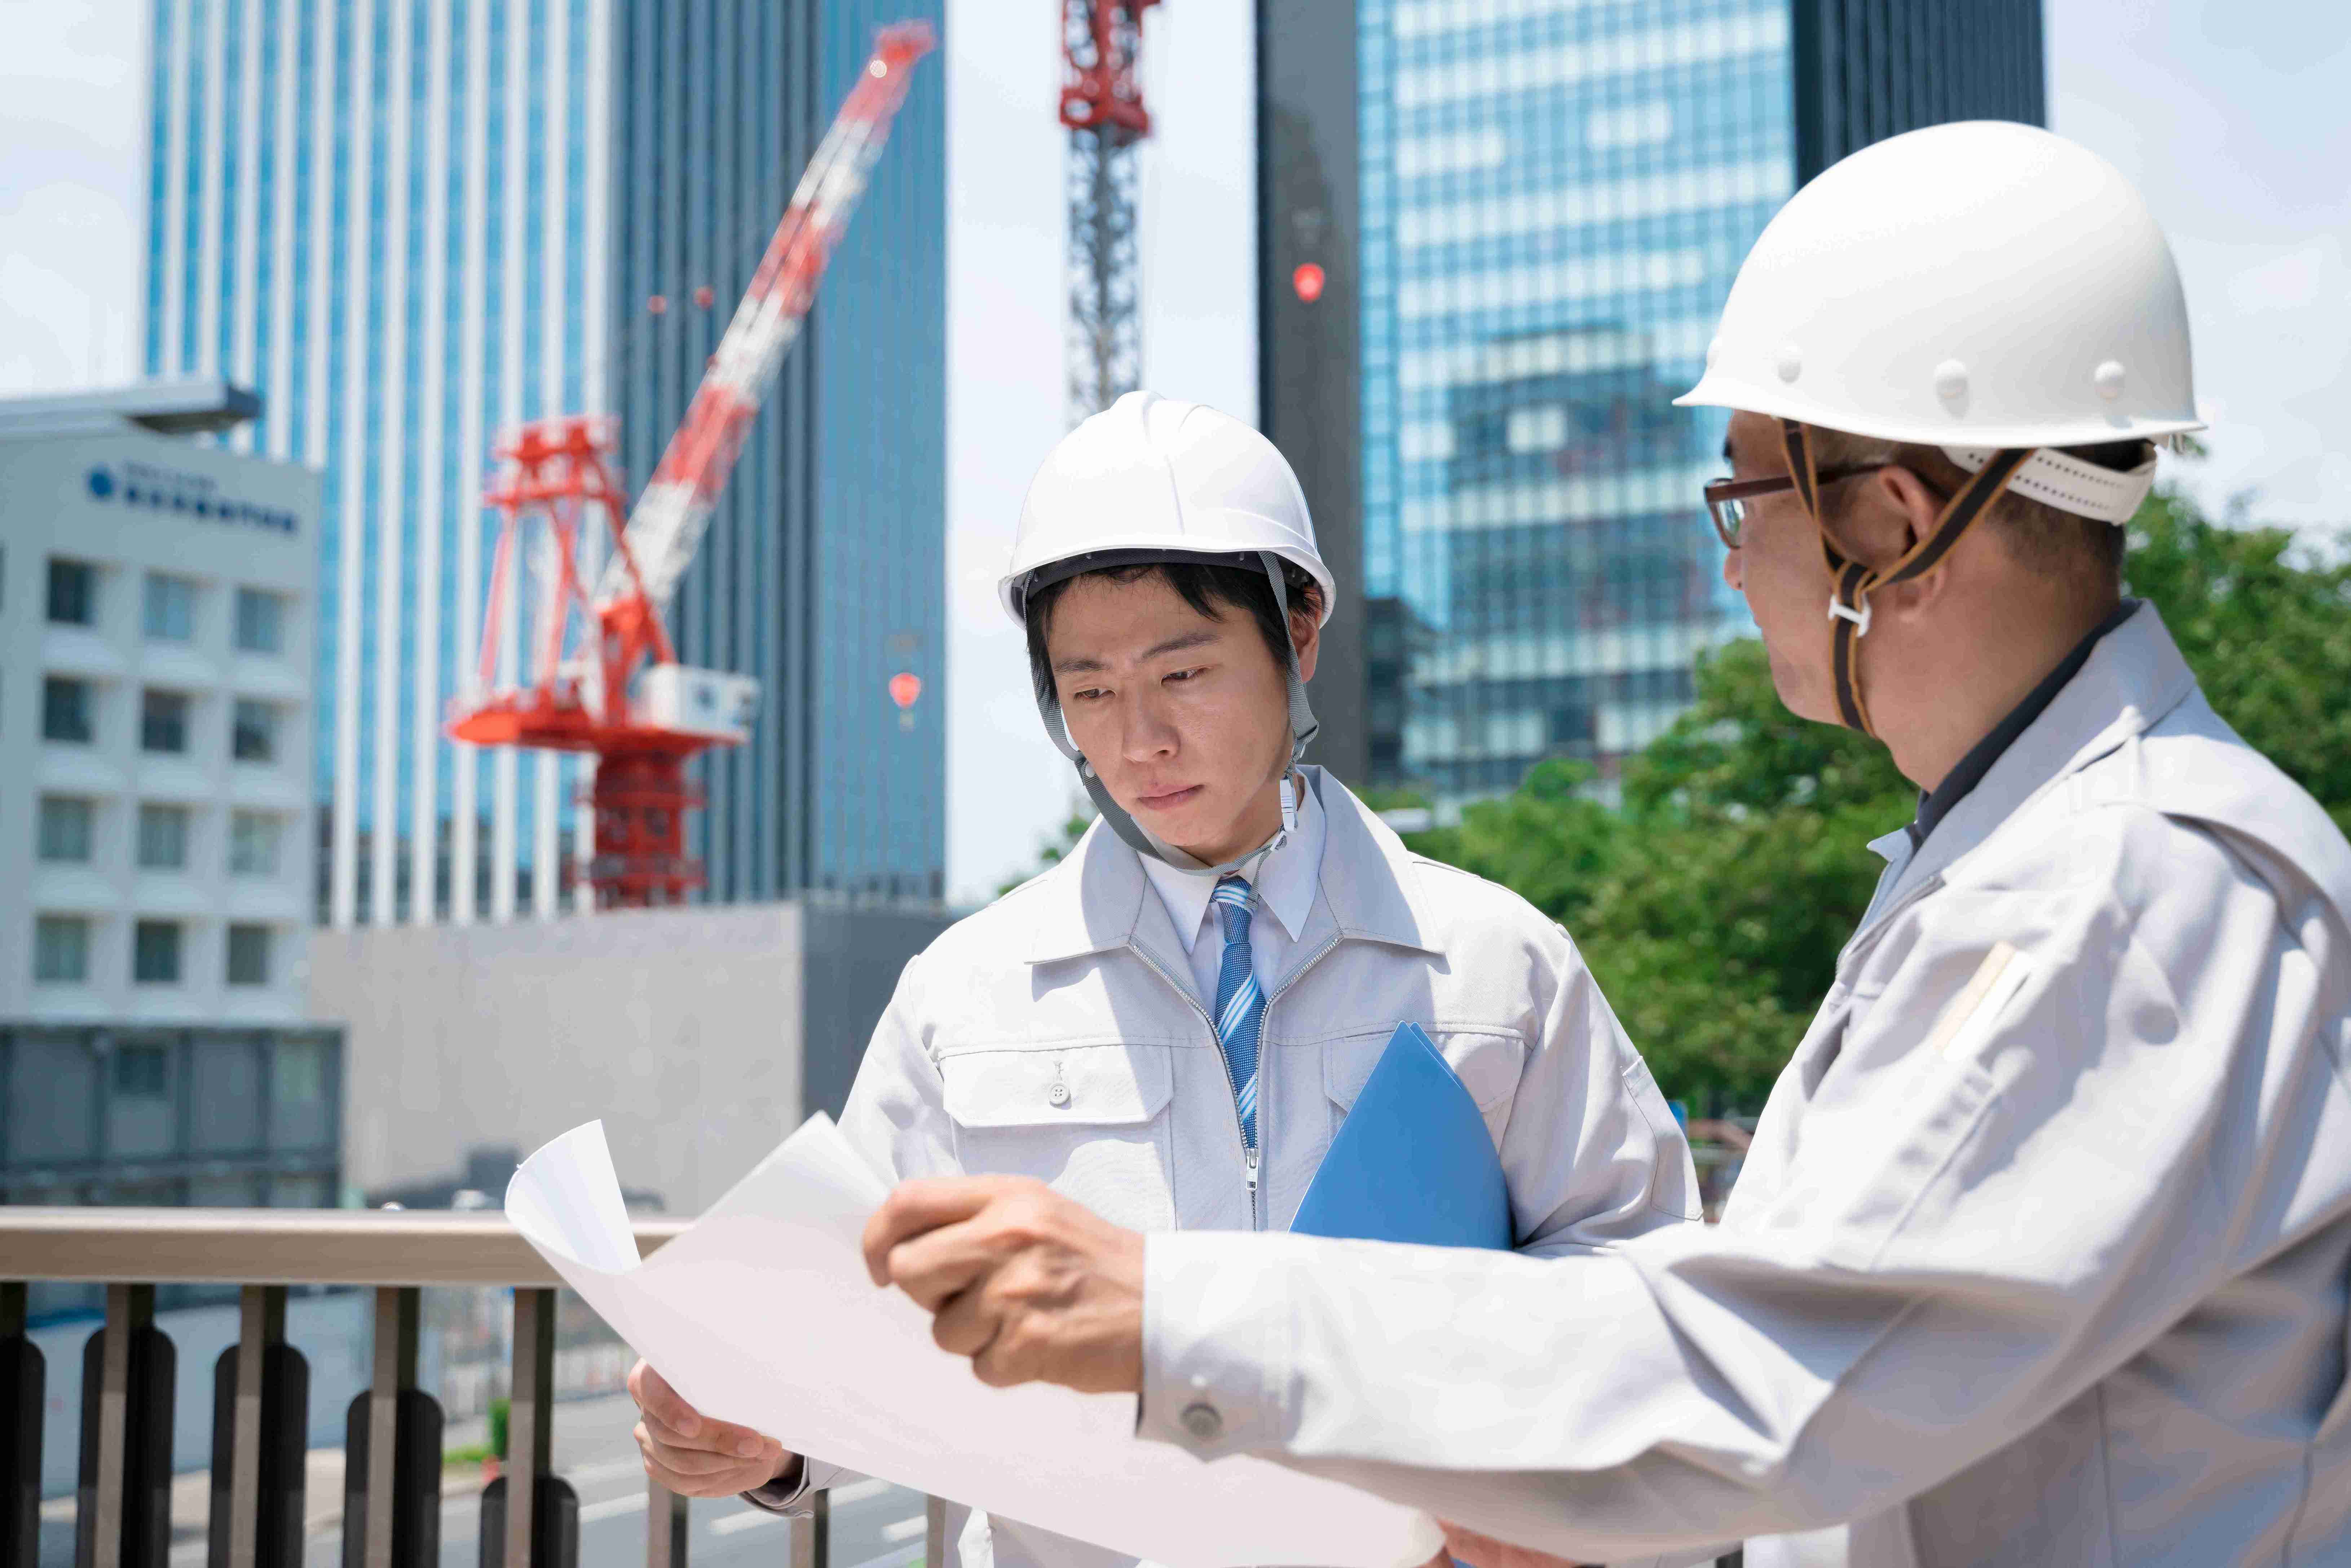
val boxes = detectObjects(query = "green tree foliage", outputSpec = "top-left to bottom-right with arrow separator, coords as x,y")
1405,484 -> 2351,1108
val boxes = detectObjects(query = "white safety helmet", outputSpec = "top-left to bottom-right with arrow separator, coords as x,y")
1676,121 -> 2203,734
1003,391 -> 1335,869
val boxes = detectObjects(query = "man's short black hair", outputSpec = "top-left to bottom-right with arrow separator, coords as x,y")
1024,557 -> 1322,706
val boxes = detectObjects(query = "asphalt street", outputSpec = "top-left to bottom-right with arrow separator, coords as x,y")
39,1394 -> 931,1568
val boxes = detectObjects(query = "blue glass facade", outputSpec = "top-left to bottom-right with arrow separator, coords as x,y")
613,0 -> 947,903
1263,0 -> 2044,807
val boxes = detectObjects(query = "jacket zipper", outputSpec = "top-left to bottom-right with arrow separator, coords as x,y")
1123,941 -> 1264,1229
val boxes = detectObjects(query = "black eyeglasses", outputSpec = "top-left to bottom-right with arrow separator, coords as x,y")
1702,463 -> 1892,548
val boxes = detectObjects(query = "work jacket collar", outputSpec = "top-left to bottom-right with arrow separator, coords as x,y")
1859,600 -> 2199,932
1024,767 -> 1444,972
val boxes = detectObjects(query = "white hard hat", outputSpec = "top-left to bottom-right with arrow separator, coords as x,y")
1005,392 -> 1333,873
1001,391 -> 1336,626
1677,120 -> 2201,524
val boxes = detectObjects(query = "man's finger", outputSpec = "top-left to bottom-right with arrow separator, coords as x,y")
928,1282 -> 1002,1361
638,1427 -> 753,1480
862,1177 -> 1020,1285
883,1214 -> 1027,1312
628,1360 -> 703,1439
641,1401 -> 772,1460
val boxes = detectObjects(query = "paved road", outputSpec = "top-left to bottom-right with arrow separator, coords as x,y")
40,1394 -> 930,1568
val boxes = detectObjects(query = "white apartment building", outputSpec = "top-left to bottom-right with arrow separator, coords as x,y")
0,382 -> 316,1026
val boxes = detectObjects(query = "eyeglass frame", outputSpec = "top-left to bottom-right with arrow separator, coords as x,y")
1702,463 -> 1895,549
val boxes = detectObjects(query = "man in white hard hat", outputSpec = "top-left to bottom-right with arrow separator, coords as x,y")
622,391 -> 1699,1568
858,124 -> 2351,1566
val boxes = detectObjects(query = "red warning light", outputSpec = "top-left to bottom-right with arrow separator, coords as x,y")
647,293 -> 669,315
888,672 -> 922,710
694,284 -> 715,308
1292,263 -> 1326,303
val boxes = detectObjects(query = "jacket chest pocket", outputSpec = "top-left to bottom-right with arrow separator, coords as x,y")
1321,1028 -> 1526,1152
937,1044 -> 1177,1232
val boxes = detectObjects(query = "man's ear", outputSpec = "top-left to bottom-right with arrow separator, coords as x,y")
1289,606 -> 1321,685
1845,463 -> 1945,570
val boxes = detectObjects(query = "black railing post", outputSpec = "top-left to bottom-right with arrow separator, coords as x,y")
644,1484 -> 688,1568
76,1284 -> 173,1568
789,1491 -> 828,1568
210,1285 -> 307,1568
479,1289 -> 576,1568
925,1496 -> 947,1568
343,1287 -> 442,1568
2,1282 -> 40,1568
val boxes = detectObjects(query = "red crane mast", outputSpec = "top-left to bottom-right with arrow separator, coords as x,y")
1062,0 -> 1160,423
447,22 -> 936,909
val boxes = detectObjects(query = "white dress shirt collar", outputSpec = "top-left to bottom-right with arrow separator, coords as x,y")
1139,773 -> 1327,955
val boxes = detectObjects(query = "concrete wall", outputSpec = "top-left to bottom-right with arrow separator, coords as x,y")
310,904 -> 810,1216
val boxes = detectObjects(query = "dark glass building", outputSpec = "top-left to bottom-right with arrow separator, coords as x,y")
613,0 -> 947,902
1261,0 -> 2045,807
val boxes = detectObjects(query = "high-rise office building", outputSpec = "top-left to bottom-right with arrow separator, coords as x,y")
1262,0 -> 2043,805
614,0 -> 946,903
141,0 -> 946,922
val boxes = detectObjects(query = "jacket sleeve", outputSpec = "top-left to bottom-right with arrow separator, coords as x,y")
1135,811 -> 2337,1562
1504,919 -> 1700,1256
752,949 -> 962,1510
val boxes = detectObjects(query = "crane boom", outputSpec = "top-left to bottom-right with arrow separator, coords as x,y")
595,21 -> 937,611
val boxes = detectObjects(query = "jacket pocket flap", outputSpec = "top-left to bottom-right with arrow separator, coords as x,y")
1323,1029 -> 1524,1114
939,1045 -> 1174,1129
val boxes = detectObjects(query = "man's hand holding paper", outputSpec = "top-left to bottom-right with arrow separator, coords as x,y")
864,1173 -> 1146,1393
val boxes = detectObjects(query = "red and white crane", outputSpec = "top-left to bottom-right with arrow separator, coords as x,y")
447,21 -> 936,910
1062,0 -> 1159,423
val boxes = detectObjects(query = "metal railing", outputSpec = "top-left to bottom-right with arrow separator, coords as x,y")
0,1207 -> 950,1568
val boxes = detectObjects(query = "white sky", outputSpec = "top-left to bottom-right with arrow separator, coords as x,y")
4,1 -> 2345,904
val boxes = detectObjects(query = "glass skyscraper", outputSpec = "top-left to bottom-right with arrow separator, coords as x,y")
1263,0 -> 2042,808
142,0 -> 947,921
615,0 -> 947,904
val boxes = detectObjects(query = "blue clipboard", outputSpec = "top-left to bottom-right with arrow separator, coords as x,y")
1290,1021 -> 1512,1250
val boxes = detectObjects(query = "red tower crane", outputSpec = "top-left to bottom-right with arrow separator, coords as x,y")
1062,0 -> 1160,423
447,22 -> 936,909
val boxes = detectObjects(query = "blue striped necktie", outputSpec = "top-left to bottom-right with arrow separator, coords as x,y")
1210,875 -> 1264,1150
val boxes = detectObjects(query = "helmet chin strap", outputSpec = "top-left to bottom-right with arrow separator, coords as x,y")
1778,419 -> 2036,737
1031,550 -> 1318,876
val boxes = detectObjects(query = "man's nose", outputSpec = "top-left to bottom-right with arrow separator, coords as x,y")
1121,692 -> 1178,760
1721,542 -> 1743,593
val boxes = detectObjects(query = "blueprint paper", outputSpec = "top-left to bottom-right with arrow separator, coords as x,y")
506,1117 -> 1443,1568
1291,1022 -> 1512,1251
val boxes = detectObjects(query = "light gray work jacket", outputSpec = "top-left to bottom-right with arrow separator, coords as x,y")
1140,605 -> 2351,1566
773,769 -> 1697,1568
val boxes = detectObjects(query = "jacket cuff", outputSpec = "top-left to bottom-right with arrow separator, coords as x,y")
740,1455 -> 812,1515
1135,1231 -> 1303,1459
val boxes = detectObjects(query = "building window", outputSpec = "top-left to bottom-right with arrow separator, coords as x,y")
226,924 -> 271,986
141,689 -> 190,753
143,573 -> 197,641
43,677 -> 95,743
229,810 -> 282,876
113,1041 -> 169,1097
231,699 -> 277,763
34,916 -> 91,982
38,796 -> 96,862
47,558 -> 98,626
137,803 -> 190,870
233,587 -> 286,653
132,919 -> 182,984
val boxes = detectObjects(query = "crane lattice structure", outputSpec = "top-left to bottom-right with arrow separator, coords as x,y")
1062,0 -> 1160,425
446,22 -> 935,910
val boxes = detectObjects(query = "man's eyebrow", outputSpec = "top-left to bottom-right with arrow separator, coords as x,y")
1142,630 -> 1218,660
1050,628 -> 1219,675
1721,436 -> 1735,464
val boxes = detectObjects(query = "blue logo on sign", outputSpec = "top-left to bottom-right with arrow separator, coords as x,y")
87,466 -> 115,499
82,459 -> 299,535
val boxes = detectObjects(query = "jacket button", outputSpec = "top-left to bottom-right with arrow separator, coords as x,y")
1047,1082 -> 1071,1107
1180,1401 -> 1222,1441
